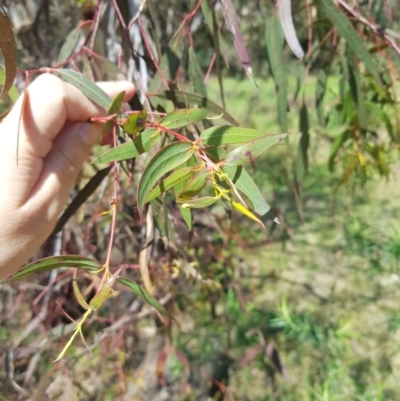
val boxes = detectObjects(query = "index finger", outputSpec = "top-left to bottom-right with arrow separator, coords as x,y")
3,74 -> 135,159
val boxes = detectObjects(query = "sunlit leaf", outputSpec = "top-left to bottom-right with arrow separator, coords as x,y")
160,108 -> 215,129
2,256 -> 101,282
72,269 -> 90,310
117,277 -> 169,316
57,26 -> 81,63
0,64 -> 18,103
222,165 -> 271,216
94,129 -> 160,163
278,0 -> 304,59
225,133 -> 287,166
123,110 -> 148,137
138,142 -> 193,214
179,196 -> 219,208
230,200 -> 264,227
0,7 -> 17,99
200,126 -> 266,145
177,170 -> 210,201
53,69 -> 111,109
146,166 -> 195,203
102,91 -> 125,137
149,90 -> 238,126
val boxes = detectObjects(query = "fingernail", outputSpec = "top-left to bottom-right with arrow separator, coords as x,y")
79,123 -> 101,147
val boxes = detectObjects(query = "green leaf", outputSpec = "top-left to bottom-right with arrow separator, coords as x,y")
103,91 -> 125,135
230,200 -> 264,227
347,47 -> 367,131
179,196 -> 219,208
2,256 -> 101,282
177,170 -> 210,201
160,108 -> 215,129
328,130 -> 351,171
0,64 -> 18,103
316,69 -> 328,126
266,14 -> 288,133
200,126 -> 266,145
138,142 -> 193,213
188,46 -> 207,98
296,104 -> 310,183
149,90 -> 239,126
117,277 -> 169,316
53,69 -> 111,109
225,133 -> 287,166
222,165 -> 271,216
315,0 -> 381,83
94,129 -> 160,163
57,27 -> 81,63
123,110 -> 148,136
146,166 -> 195,203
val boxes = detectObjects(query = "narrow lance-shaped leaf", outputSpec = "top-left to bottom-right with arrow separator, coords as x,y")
160,108 -> 216,129
220,0 -> 255,83
72,269 -> 90,310
315,0 -> 381,84
200,126 -> 266,145
174,160 -> 196,229
225,133 -> 288,166
0,65 -> 18,103
266,15 -> 288,133
177,170 -> 210,201
94,129 -> 160,164
146,167 -> 195,203
57,26 -> 81,63
149,90 -> 239,126
278,0 -> 304,59
117,277 -> 169,317
1,256 -> 101,283
347,47 -> 367,131
0,6 -> 17,99
222,165 -> 271,217
296,104 -> 310,183
53,69 -> 111,110
206,146 -> 275,218
179,196 -> 219,209
138,142 -> 193,214
102,91 -> 125,137
316,69 -> 328,126
230,200 -> 265,227
188,46 -> 207,98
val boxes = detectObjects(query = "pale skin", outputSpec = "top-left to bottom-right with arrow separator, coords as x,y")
0,74 -> 135,280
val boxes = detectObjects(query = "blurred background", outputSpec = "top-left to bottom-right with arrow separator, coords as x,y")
1,0 -> 400,399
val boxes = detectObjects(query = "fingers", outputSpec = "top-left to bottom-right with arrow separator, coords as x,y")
0,74 -> 134,207
27,121 -> 103,220
2,74 -> 135,160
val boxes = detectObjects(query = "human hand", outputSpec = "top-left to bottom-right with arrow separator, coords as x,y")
0,74 -> 135,279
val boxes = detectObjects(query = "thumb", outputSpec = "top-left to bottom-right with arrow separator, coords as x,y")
27,121 -> 103,218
